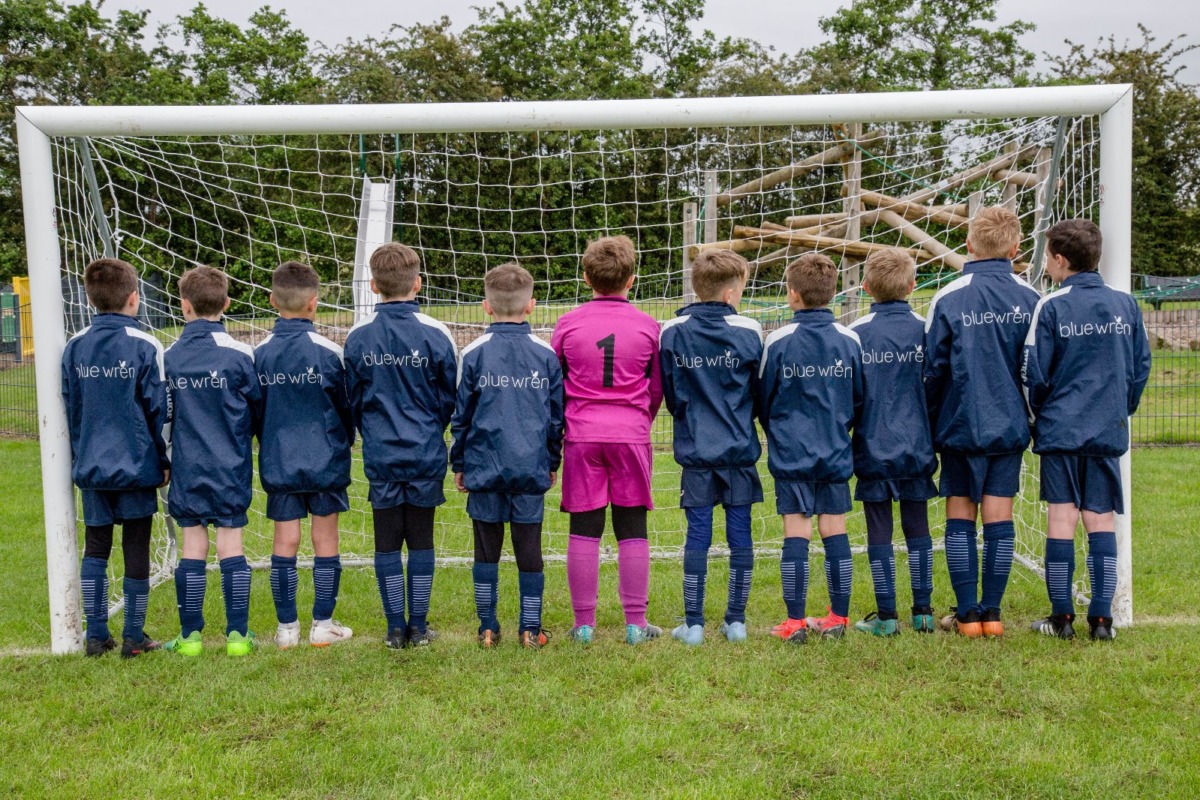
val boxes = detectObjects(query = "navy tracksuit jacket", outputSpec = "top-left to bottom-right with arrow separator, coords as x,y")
450,322 -> 564,494
61,313 -> 171,491
758,308 -> 864,483
659,302 -> 763,470
255,317 -> 355,494
164,319 -> 262,521
849,301 -> 938,482
343,301 -> 459,486
923,259 -> 1041,455
1022,271 -> 1152,456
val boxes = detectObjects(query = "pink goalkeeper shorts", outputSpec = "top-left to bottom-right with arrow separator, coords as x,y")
560,441 -> 654,513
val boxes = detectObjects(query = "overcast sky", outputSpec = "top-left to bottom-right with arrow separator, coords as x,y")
100,0 -> 1199,79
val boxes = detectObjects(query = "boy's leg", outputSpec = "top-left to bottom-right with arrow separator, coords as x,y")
943,496 -> 980,620
613,505 -> 653,634
1083,511 -> 1118,636
216,527 -> 251,639
403,504 -> 436,636
372,505 -> 407,643
809,514 -> 852,636
1045,504 -> 1079,617
119,516 -> 154,647
311,513 -> 342,621
682,504 -> 714,629
472,520 -> 503,639
723,504 -> 754,627
774,514 -> 811,640
862,501 -> 897,620
979,495 -> 1016,632
567,509 -> 604,632
174,525 -> 211,639
270,519 -> 302,627
512,521 -> 546,642
899,500 -> 935,625
81,522 -> 114,645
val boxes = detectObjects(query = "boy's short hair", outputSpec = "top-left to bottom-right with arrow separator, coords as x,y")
370,242 -> 421,298
1046,219 -> 1102,273
272,260 -> 320,312
786,253 -> 838,308
83,258 -> 138,313
485,262 -> 535,316
862,250 -> 916,303
179,265 -> 229,317
692,250 -> 748,302
968,206 -> 1022,260
582,235 -> 636,296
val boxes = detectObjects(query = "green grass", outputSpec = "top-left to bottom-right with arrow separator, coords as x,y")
1,439 -> 1200,796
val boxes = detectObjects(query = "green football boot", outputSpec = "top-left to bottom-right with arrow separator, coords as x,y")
163,630 -> 203,657
225,630 -> 257,657
854,612 -> 900,637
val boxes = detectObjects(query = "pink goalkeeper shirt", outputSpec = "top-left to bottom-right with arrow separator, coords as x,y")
551,296 -> 663,444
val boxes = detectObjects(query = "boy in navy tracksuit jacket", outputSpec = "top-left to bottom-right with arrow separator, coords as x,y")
924,206 -> 1040,638
759,253 -> 863,643
659,250 -> 763,646
163,266 -> 262,657
62,258 -> 170,658
344,243 -> 458,649
1023,220 -> 1151,641
848,250 -> 939,637
451,264 -> 564,649
256,261 -> 356,649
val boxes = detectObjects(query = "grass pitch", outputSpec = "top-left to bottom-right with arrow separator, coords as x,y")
0,439 -> 1198,797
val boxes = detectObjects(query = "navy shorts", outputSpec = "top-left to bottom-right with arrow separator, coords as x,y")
775,480 -> 852,517
680,466 -> 764,509
80,488 -> 158,527
468,492 -> 546,524
173,511 -> 250,529
938,452 -> 1024,503
369,479 -> 445,511
266,489 -> 351,522
1039,454 -> 1124,515
854,476 -> 939,503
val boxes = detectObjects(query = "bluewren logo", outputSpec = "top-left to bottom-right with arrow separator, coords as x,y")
260,365 -> 324,386
361,348 -> 429,368
479,369 -> 550,390
862,344 -> 923,365
782,358 -> 854,380
1058,315 -> 1132,337
74,359 -> 136,379
673,348 -> 742,369
961,305 -> 1031,327
173,369 -> 227,390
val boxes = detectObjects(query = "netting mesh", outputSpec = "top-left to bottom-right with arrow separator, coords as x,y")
49,114 -> 1103,611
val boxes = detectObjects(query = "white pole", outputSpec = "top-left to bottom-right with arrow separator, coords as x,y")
1099,88 -> 1135,628
16,111 -> 83,653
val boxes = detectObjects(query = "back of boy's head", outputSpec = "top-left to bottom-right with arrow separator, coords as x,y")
272,260 -> 320,312
484,262 -> 535,316
692,250 -> 748,302
862,250 -> 916,303
582,235 -> 636,296
1046,219 -> 1102,273
968,206 -> 1022,260
786,253 -> 838,308
370,242 -> 421,298
84,258 -> 138,313
179,265 -> 229,317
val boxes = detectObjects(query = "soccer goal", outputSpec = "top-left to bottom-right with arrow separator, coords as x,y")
17,86 -> 1134,653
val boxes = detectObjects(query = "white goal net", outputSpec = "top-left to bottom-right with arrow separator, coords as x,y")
17,89 -> 1134,649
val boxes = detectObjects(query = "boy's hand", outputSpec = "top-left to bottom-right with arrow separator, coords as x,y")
454,472 -> 467,493
549,471 -> 557,489
160,469 -> 170,487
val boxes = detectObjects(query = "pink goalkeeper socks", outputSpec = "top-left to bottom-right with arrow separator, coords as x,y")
567,535 -> 600,627
617,537 -> 650,627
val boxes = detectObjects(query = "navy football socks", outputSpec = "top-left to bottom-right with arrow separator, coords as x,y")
726,547 -> 754,625
81,556 -> 110,642
312,554 -> 341,621
220,555 -> 252,636
518,570 -> 544,634
406,549 -> 435,632
473,561 -> 499,634
121,576 -> 149,642
1045,538 -> 1076,616
906,534 -> 934,610
780,537 -> 809,620
175,558 -> 207,637
270,554 -> 299,624
683,548 -> 708,627
1087,532 -> 1118,619
374,551 -> 406,631
981,521 -> 1015,611
867,543 -> 897,617
822,533 -> 853,618
944,519 -> 979,613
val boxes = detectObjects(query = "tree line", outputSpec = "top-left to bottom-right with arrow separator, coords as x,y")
2,0 -> 1197,292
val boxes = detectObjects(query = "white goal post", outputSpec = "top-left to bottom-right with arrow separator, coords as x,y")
17,85 -> 1134,654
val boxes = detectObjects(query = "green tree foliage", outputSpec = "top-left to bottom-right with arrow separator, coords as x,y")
1048,27 -> 1200,276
